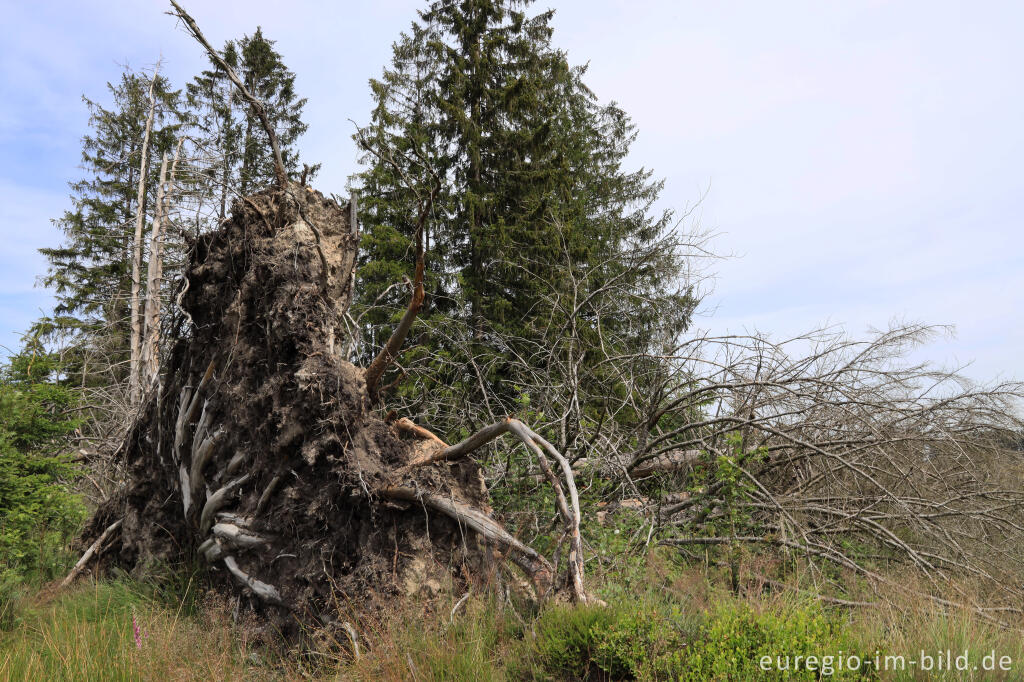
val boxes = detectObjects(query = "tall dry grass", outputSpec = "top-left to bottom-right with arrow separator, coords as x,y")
3,554 -> 1023,681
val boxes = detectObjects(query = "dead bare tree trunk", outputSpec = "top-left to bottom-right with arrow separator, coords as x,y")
141,138 -> 185,390
129,68 -> 158,405
60,519 -> 122,588
140,153 -> 168,389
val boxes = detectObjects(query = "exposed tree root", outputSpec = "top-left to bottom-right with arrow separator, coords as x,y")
401,416 -> 591,603
380,486 -> 554,595
73,183 -> 593,636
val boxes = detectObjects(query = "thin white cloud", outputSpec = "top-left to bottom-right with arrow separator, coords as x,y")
1,0 -> 1021,381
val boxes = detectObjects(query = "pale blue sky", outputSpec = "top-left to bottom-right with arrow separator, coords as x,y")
1,1 -> 1021,382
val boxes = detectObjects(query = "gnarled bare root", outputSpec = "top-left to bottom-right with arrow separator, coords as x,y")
381,486 -> 553,594
399,416 -> 593,603
223,556 -> 283,605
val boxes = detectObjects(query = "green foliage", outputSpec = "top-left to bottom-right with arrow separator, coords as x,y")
186,26 -> 313,213
38,67 -> 183,371
684,434 -> 757,536
0,340 -> 85,581
586,508 -> 636,565
0,582 -> 147,680
517,603 -> 623,679
353,0 -> 693,434
0,340 -> 85,629
515,601 -> 694,681
39,36 -> 312,382
517,596 -> 875,681
672,434 -> 762,592
10,561 -> 1024,682
681,600 -> 876,681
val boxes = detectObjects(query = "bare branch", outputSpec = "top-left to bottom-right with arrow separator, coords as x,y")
61,519 -> 122,588
168,1 -> 286,186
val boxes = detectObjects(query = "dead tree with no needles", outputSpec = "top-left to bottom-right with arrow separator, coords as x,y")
128,67 -> 159,406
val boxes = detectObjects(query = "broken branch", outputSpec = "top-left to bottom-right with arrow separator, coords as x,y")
168,1 -> 287,186
364,187 -> 434,401
61,519 -> 122,588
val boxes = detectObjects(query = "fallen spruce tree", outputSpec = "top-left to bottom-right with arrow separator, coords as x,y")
71,2 -> 593,638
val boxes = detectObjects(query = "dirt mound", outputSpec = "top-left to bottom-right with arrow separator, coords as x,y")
87,184 -> 495,635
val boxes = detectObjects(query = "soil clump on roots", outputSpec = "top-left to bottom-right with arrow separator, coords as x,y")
84,184 -> 497,637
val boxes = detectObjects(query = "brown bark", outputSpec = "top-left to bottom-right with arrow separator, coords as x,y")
364,193 -> 432,401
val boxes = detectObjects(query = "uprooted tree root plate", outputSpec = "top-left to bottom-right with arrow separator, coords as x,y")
77,183 -> 590,638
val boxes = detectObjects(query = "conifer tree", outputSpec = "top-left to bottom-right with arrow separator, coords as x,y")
187,27 -> 312,221
39,68 -> 183,381
0,335 -> 84,578
354,20 -> 453,338
354,0 -> 693,426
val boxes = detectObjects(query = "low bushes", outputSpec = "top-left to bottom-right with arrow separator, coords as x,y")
517,594 -> 875,680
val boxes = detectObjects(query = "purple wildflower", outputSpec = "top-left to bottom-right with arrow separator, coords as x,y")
132,612 -> 143,650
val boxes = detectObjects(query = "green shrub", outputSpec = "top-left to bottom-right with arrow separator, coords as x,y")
0,341 -> 84,585
516,601 -> 694,681
524,603 -> 619,679
516,593 -> 879,681
0,571 -> 26,632
679,600 -> 876,681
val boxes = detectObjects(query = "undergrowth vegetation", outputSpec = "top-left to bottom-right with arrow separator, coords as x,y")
3,549 -> 1022,681
0,579 -> 276,681
0,340 -> 86,629
0,333 -> 1021,679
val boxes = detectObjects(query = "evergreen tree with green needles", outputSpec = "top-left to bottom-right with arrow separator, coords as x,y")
354,0 -> 694,431
187,26 -> 313,221
39,67 -> 183,382
0,335 -> 84,580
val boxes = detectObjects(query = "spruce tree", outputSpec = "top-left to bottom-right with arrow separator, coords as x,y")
354,0 -> 693,428
354,20 -> 453,339
0,335 -> 84,578
358,1 -> 569,333
187,27 -> 312,221
39,68 -> 183,379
